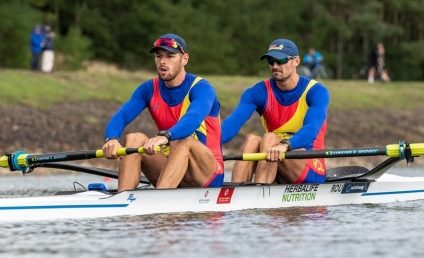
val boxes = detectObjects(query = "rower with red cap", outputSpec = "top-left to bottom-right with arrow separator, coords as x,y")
103,33 -> 223,190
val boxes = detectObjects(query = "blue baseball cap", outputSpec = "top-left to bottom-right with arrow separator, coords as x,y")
149,33 -> 188,54
260,39 -> 299,60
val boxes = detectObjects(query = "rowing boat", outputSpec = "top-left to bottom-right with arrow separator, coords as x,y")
0,142 -> 423,221
0,168 -> 423,221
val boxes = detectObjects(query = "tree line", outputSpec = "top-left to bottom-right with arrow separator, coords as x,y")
1,0 -> 423,80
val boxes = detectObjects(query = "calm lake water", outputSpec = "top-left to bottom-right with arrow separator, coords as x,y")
0,167 -> 423,258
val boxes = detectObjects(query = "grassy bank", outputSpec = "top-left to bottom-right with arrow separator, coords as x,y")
1,67 -> 424,111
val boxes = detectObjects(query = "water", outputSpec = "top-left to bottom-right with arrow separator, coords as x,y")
0,168 -> 423,258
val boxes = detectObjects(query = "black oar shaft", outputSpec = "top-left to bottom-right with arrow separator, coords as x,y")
223,147 -> 387,161
286,147 -> 387,158
27,151 -> 98,165
0,147 -> 146,172
26,148 -> 142,166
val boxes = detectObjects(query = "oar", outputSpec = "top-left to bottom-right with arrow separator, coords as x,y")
0,147 -> 158,172
223,142 -> 424,161
1,142 -> 422,172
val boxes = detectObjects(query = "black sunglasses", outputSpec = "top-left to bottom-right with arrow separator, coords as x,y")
266,56 -> 295,65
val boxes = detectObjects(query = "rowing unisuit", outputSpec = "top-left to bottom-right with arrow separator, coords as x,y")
222,75 -> 329,183
105,73 -> 223,186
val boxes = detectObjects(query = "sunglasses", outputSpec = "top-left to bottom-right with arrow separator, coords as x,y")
266,56 -> 295,65
153,38 -> 186,54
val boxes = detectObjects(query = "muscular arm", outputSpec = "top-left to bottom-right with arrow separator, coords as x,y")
222,86 -> 265,143
289,84 -> 330,149
104,83 -> 152,139
168,82 -> 216,140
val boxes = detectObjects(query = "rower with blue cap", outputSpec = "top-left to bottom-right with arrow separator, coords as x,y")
103,33 -> 223,190
222,38 -> 331,184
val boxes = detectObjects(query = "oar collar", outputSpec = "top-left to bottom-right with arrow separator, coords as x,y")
6,151 -> 31,173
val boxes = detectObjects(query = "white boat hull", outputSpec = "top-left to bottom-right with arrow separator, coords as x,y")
1,179 -> 424,221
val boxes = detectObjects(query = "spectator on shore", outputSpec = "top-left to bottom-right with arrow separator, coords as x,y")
41,25 -> 55,73
30,25 -> 45,71
367,43 -> 391,83
302,48 -> 327,79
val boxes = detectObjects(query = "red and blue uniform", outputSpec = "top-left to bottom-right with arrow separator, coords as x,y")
222,76 -> 329,183
105,73 -> 224,187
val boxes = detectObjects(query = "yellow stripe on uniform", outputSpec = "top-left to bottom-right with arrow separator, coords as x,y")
179,76 -> 207,136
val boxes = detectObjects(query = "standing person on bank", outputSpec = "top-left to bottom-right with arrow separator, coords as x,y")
30,25 -> 44,71
302,47 -> 326,79
367,42 -> 391,83
103,34 -> 223,191
222,39 -> 330,184
41,25 -> 55,73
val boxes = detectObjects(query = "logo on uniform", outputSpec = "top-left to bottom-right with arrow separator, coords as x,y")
313,159 -> 325,173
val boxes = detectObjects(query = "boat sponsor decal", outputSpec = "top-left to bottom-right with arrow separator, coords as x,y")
341,182 -> 370,194
330,184 -> 344,193
217,187 -> 235,204
198,190 -> 211,204
282,184 -> 318,202
127,193 -> 136,202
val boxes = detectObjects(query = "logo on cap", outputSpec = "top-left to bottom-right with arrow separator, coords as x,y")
269,44 -> 284,51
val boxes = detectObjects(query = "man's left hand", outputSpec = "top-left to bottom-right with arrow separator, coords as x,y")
143,136 -> 169,155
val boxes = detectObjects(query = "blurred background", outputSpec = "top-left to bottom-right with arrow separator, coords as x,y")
1,0 -> 423,80
0,0 -> 423,169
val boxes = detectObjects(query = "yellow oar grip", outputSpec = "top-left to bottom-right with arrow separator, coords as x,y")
0,153 -> 29,169
242,153 -> 267,161
241,152 -> 287,161
0,155 -> 9,168
411,143 -> 424,156
95,150 -> 105,158
386,143 -> 424,157
95,146 -> 154,159
137,147 -> 145,154
95,148 -> 131,158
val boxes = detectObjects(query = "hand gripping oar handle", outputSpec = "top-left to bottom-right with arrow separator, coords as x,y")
0,146 -> 162,172
223,142 -> 424,161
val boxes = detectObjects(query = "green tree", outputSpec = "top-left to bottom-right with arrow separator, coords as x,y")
56,26 -> 92,70
0,1 -> 40,68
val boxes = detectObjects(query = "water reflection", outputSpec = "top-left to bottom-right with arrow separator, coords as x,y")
261,206 -> 329,223
100,206 -> 331,256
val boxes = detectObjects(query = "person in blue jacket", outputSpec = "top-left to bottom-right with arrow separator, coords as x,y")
302,48 -> 326,79
30,25 -> 45,71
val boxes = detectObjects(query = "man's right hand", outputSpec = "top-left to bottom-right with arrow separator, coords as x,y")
266,143 -> 289,162
102,139 -> 122,159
